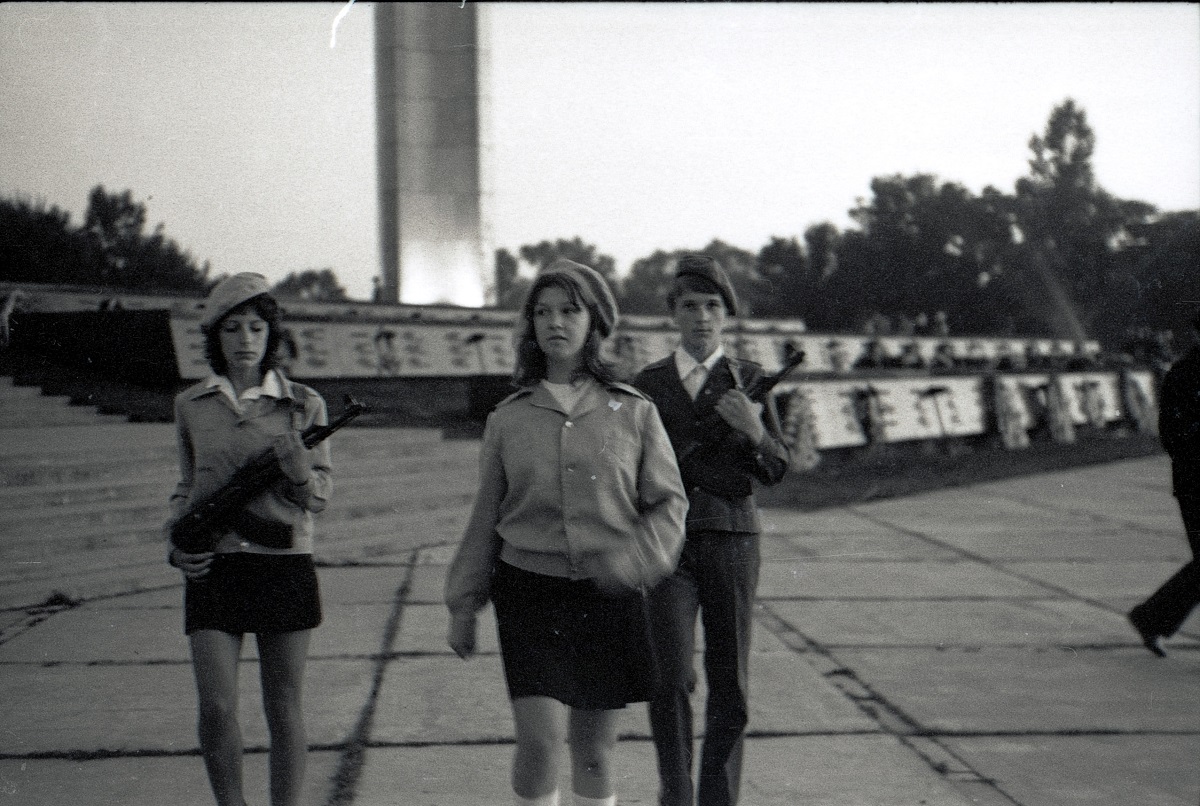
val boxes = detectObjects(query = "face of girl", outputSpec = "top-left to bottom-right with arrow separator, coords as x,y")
533,284 -> 591,368
219,310 -> 270,373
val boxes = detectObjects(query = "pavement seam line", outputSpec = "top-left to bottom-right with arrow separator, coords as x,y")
323,551 -> 415,806
755,601 -> 1024,804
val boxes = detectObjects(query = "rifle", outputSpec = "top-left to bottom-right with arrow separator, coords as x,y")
676,349 -> 805,494
170,395 -> 367,554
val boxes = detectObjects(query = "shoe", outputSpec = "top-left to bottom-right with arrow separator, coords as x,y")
1128,609 -> 1166,657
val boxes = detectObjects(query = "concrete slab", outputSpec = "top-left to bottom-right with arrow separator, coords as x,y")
836,646 -> 1200,733
316,566 -> 411,605
759,558 -> 1054,600
89,587 -> 181,609
372,655 -> 513,744
353,736 -> 979,806
767,598 -> 1140,648
921,526 -> 1186,562
310,603 -> 397,658
372,650 -> 875,746
944,735 -> 1200,806
0,658 -> 372,754
0,750 -> 341,806
1003,559 -> 1190,600
761,512 -> 964,561
0,607 -> 187,663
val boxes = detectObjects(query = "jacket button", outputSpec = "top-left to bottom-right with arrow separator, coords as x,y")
565,421 -> 573,427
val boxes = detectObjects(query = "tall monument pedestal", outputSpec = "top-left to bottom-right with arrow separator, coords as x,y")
375,3 -> 492,306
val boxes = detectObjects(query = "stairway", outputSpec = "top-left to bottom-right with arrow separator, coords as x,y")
0,377 -> 482,610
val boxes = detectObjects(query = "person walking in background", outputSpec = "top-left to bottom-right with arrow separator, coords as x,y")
1128,312 -> 1200,657
166,273 -> 333,806
633,255 -> 790,806
445,259 -> 688,806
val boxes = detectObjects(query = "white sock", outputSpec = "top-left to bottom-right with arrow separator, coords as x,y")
514,790 -> 560,806
572,794 -> 616,806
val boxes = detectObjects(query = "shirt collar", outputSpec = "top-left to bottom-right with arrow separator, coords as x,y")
674,344 -> 724,380
203,369 -> 286,406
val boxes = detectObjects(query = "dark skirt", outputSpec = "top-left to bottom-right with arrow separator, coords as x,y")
184,552 -> 322,636
491,560 -> 658,710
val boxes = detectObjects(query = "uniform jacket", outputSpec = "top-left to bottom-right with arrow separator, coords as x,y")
1160,345 -> 1200,498
445,378 -> 688,619
634,354 -> 789,534
166,371 -> 333,555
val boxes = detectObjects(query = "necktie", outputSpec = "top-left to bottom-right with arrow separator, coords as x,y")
684,365 -> 707,400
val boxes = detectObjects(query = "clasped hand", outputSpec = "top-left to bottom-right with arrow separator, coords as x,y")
272,431 -> 312,485
713,389 -> 766,445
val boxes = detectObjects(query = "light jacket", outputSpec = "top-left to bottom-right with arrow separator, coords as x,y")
445,378 -> 688,619
166,371 -> 333,555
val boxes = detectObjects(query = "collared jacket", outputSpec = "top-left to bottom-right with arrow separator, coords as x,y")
445,378 -> 688,619
166,371 -> 333,555
634,354 -> 790,534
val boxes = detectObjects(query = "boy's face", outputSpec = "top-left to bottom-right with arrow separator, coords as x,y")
671,291 -> 727,360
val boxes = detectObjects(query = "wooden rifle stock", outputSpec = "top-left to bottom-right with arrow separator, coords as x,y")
169,396 -> 367,554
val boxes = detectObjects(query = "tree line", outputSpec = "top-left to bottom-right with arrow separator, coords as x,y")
0,187 -> 350,304
3,100 -> 1196,348
495,100 -> 1198,350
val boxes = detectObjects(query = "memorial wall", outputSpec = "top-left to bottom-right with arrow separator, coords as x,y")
2,284 -> 1158,455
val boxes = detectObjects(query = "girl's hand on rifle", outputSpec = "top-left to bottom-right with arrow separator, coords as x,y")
714,390 -> 766,445
273,431 -> 312,485
171,548 -> 214,581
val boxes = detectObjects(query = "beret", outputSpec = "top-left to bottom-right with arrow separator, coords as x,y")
538,258 -> 619,338
675,254 -> 738,316
200,273 -> 273,330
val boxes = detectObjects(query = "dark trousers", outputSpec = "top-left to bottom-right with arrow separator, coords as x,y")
647,531 -> 761,806
1132,495 -> 1200,637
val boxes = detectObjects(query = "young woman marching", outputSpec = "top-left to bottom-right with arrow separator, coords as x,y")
446,259 -> 688,806
167,273 -> 332,806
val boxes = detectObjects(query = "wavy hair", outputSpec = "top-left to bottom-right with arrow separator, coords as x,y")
202,294 -> 284,378
512,272 -> 620,387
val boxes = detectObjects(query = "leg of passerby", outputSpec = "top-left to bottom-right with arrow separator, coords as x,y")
647,556 -> 701,806
1129,496 -> 1200,655
695,533 -> 760,806
190,630 -> 248,806
511,696 -> 567,806
257,630 -> 311,806
567,707 -> 620,806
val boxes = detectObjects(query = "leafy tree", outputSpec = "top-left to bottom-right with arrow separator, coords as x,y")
492,247 -> 530,310
518,237 -> 618,286
270,269 -> 349,302
618,240 -> 762,317
1009,98 -> 1158,341
753,237 -> 808,319
0,195 -> 93,286
1,187 -> 209,293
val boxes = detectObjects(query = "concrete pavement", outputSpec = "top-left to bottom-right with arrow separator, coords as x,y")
2,454 -> 1199,805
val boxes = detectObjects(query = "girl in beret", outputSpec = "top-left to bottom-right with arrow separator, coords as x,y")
446,259 -> 688,806
167,273 -> 333,806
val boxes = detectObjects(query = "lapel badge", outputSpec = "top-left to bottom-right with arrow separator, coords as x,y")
608,399 -> 621,411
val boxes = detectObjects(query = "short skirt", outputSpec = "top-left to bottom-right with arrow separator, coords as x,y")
184,552 -> 322,636
491,560 -> 658,710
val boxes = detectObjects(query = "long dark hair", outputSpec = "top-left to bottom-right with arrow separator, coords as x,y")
513,273 -> 619,387
203,294 -> 284,378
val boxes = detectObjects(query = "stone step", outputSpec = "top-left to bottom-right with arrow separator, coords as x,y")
0,478 -> 478,545
0,451 -> 480,508
1,407 -> 130,428
0,498 -> 471,579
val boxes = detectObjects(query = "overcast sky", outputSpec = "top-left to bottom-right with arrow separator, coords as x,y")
1,2 -> 1197,302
